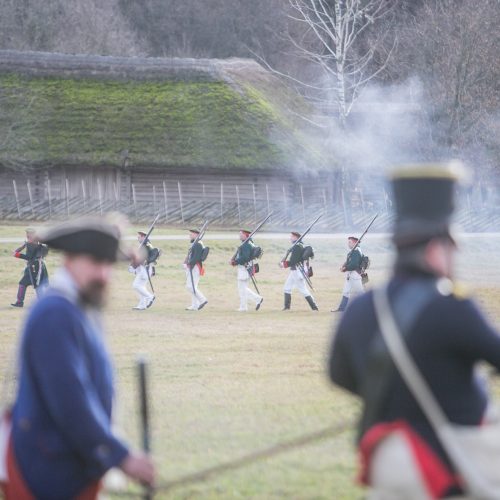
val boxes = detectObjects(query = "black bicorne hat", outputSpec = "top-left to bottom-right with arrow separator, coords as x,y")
188,228 -> 201,234
38,217 -> 124,262
291,231 -> 301,238
390,162 -> 466,248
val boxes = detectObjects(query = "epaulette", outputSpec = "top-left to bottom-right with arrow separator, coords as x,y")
451,282 -> 469,301
436,278 -> 469,300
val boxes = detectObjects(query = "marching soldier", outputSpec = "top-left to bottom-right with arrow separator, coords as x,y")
129,230 -> 155,310
184,228 -> 208,311
11,227 -> 49,308
328,163 -> 500,498
230,229 -> 263,312
280,231 -> 318,311
332,236 -> 365,312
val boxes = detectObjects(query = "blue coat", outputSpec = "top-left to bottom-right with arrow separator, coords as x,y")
329,273 -> 500,496
12,277 -> 129,499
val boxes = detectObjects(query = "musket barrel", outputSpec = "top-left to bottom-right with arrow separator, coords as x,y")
137,357 -> 152,500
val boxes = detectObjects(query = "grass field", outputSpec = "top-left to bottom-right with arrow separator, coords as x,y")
1,223 -> 500,499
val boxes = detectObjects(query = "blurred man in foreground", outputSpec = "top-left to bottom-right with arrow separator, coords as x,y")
2,217 -> 155,499
329,164 -> 500,499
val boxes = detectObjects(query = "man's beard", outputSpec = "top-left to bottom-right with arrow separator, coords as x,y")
79,281 -> 108,309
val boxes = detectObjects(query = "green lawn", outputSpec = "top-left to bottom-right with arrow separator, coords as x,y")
1,223 -> 499,499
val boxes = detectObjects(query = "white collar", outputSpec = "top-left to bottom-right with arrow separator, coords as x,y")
49,267 -> 80,304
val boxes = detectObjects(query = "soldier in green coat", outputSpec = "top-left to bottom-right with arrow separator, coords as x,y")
332,236 -> 365,312
184,228 -> 208,310
11,228 -> 49,307
280,231 -> 318,311
230,229 -> 263,312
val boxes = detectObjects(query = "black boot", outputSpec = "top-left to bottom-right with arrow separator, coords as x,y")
305,295 -> 319,311
283,293 -> 291,310
331,296 -> 349,312
11,284 -> 27,307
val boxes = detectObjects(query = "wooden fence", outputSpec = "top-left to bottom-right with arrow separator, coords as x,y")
0,177 -> 498,232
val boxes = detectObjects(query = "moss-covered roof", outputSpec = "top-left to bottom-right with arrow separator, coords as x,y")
0,50 -> 326,172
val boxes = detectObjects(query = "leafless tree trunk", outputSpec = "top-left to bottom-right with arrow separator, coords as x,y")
287,0 -> 396,129
0,0 -> 143,56
390,0 -> 500,168
284,0 -> 396,213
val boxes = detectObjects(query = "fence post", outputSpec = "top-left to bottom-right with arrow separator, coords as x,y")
152,185 -> 156,215
162,181 -> 168,223
97,179 -> 103,217
113,182 -> 119,210
220,182 -> 224,224
236,185 -> 241,225
322,188 -> 328,215
27,180 -> 35,218
132,183 -> 138,219
47,178 -> 52,219
65,178 -> 70,218
252,184 -> 257,224
177,181 -> 185,224
300,184 -> 306,225
81,179 -> 87,211
266,184 -> 271,215
282,185 -> 287,223
12,179 -> 21,218
341,190 -> 349,228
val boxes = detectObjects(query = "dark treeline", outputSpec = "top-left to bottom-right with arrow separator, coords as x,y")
0,0 -> 498,172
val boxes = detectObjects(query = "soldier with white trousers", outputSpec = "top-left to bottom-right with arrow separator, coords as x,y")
332,236 -> 365,312
130,231 -> 155,310
184,228 -> 208,311
281,231 -> 318,311
231,229 -> 263,312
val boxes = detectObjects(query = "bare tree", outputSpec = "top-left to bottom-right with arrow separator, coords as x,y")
286,0 -> 396,129
390,0 -> 500,167
0,0 -> 143,56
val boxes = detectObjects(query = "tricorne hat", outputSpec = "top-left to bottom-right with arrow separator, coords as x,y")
390,161 -> 468,248
38,216 -> 126,262
188,228 -> 201,234
239,228 -> 251,235
291,231 -> 301,238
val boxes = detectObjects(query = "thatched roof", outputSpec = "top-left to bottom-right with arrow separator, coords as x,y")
0,50 -> 327,172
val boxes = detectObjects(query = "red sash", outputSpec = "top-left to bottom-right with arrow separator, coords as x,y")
197,262 -> 205,276
359,420 -> 460,498
1,437 -> 101,500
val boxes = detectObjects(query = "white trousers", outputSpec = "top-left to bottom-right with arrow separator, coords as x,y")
186,265 -> 207,309
236,265 -> 261,311
367,431 -> 431,500
341,271 -> 364,298
284,269 -> 311,297
133,265 -> 154,308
